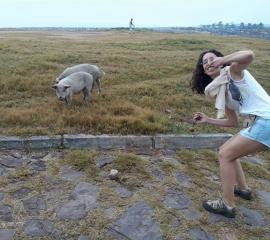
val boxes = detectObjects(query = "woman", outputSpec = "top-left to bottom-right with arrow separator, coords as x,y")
191,49 -> 270,218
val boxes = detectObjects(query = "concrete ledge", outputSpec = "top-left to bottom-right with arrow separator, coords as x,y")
0,136 -> 24,149
0,135 -> 62,150
24,136 -> 62,149
63,134 -> 153,149
0,134 -> 233,150
154,134 -> 232,150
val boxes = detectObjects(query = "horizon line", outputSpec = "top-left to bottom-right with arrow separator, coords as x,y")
1,25 -> 270,29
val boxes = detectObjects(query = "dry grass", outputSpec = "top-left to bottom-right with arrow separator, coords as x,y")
0,30 -> 270,136
63,149 -> 99,178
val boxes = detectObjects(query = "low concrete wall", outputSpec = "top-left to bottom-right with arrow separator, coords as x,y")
0,135 -> 62,150
0,134 -> 233,150
154,134 -> 232,150
63,134 -> 153,149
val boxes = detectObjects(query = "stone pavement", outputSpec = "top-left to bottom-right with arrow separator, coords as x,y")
0,148 -> 270,239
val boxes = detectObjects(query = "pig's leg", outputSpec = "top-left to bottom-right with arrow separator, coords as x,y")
83,87 -> 91,103
96,78 -> 101,95
65,94 -> 72,105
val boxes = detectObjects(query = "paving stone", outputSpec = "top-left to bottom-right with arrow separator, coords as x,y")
149,155 -> 163,163
163,156 -> 181,166
151,166 -> 164,180
10,187 -> 31,199
0,156 -> 29,168
161,149 -> 177,156
188,228 -> 216,240
164,188 -> 192,210
144,182 -> 155,191
105,207 -> 115,219
42,153 -> 54,161
0,191 -> 4,201
0,205 -> 13,222
30,160 -> 47,171
242,156 -> 265,166
96,155 -> 113,168
171,216 -> 181,228
259,179 -> 270,185
175,235 -> 183,240
258,190 -> 270,210
108,201 -> 162,240
0,229 -> 15,240
42,152 -> 64,161
57,182 -> 99,220
46,182 -> 67,204
61,166 -> 84,181
208,212 -> 238,224
57,200 -> 88,220
51,229 -> 63,240
10,151 -> 23,158
0,166 -> 7,176
23,219 -> 54,237
30,151 -> 49,159
175,172 -> 192,188
78,235 -> 90,240
151,168 -> 164,180
181,208 -> 200,220
114,186 -> 133,198
133,148 -> 154,156
223,232 -> 238,240
239,206 -> 266,227
71,182 -> 99,209
23,195 -> 47,215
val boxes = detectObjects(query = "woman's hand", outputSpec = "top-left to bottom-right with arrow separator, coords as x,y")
193,112 -> 208,124
210,56 -> 225,69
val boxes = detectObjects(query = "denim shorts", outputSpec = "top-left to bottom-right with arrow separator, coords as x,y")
240,116 -> 270,148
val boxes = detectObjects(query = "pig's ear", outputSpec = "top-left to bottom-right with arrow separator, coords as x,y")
52,84 -> 58,89
64,85 -> 71,89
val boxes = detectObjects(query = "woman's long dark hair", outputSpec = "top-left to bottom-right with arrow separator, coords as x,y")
190,49 -> 224,94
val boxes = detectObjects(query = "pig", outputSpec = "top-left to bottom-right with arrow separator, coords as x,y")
55,64 -> 105,94
52,72 -> 93,105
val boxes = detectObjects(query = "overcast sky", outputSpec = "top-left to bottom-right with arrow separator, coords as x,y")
1,0 -> 269,28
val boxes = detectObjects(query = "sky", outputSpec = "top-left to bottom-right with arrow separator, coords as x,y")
0,0 -> 269,28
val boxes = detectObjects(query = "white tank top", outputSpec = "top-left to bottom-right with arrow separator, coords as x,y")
227,68 -> 270,119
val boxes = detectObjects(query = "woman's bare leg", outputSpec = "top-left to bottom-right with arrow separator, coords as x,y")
219,135 -> 249,190
235,159 -> 248,189
218,134 -> 265,206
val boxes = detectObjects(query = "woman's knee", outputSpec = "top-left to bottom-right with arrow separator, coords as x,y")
218,148 -> 234,164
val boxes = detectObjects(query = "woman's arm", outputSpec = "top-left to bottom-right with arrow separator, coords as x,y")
222,50 -> 254,67
211,50 -> 254,79
193,107 -> 239,128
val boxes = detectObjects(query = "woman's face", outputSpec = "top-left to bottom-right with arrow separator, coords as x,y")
202,52 -> 221,79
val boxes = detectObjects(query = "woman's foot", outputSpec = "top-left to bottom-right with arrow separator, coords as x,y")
234,185 -> 252,200
202,199 -> 236,218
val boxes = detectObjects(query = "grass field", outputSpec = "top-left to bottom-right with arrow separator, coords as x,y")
0,30 -> 270,136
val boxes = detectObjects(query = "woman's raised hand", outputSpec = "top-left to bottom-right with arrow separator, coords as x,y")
210,56 -> 224,68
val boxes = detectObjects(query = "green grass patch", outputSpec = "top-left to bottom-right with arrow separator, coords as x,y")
110,152 -> 152,189
63,150 -> 99,179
